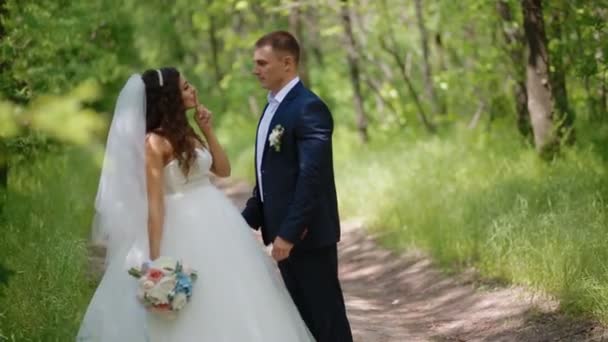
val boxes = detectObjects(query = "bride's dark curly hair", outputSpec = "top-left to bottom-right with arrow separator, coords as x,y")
142,67 -> 203,175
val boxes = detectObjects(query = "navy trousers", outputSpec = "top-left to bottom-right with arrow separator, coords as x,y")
278,245 -> 353,342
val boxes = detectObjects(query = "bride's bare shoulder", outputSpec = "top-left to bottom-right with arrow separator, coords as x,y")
145,132 -> 173,160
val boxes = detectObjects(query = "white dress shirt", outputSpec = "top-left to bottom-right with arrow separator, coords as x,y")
256,76 -> 300,202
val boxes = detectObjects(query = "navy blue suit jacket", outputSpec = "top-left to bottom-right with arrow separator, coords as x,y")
242,82 -> 341,250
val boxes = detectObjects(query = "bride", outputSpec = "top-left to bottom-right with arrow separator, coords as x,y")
77,68 -> 314,341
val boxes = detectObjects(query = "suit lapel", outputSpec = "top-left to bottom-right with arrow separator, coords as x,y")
254,102 -> 269,189
261,82 -> 303,156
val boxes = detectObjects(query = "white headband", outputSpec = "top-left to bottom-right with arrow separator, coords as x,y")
156,69 -> 164,87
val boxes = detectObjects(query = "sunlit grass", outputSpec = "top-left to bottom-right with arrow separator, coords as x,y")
335,123 -> 608,321
0,147 -> 100,341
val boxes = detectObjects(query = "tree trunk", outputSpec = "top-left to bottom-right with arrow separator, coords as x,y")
0,262 -> 14,288
496,0 -> 533,141
0,0 -> 4,38
414,0 -> 441,115
0,0 -> 8,191
521,0 -> 558,156
433,32 -> 448,114
467,101 -> 486,129
514,80 -> 532,140
349,6 -> 400,123
208,14 -> 223,84
380,37 -> 435,133
434,33 -> 447,74
602,70 -> 608,118
548,8 -> 574,143
379,0 -> 434,133
0,164 -> 6,197
340,0 -> 369,142
362,74 -> 399,120
305,8 -> 324,68
289,4 -> 311,87
0,140 -> 6,189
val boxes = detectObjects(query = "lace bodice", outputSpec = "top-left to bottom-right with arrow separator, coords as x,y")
164,148 -> 212,194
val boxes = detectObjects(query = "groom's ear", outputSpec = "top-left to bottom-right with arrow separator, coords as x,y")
282,54 -> 296,70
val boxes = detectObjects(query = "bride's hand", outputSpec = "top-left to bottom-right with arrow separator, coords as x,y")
194,103 -> 213,133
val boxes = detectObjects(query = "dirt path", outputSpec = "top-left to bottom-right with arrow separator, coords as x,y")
215,178 -> 607,342
88,179 -> 606,341
338,220 -> 607,342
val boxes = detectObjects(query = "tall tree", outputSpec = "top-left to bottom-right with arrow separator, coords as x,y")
0,0 -> 8,190
340,0 -> 369,142
521,0 -> 560,156
414,0 -> 441,115
207,0 -> 223,85
379,0 -> 435,133
496,0 -> 532,141
548,5 -> 575,143
0,0 -> 4,32
289,3 -> 311,87
306,9 -> 325,68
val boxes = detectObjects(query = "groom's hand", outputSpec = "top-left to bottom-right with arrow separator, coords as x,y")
271,237 -> 294,262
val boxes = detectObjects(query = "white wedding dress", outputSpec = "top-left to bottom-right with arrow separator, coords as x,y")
77,147 -> 314,341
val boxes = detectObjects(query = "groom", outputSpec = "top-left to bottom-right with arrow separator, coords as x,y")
242,31 -> 353,342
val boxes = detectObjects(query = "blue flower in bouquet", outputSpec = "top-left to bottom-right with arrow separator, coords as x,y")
129,256 -> 198,315
174,272 -> 193,298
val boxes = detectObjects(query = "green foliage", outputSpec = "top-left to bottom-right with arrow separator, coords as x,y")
0,81 -> 106,143
545,0 -> 608,121
0,147 -> 100,341
0,0 -> 138,170
0,0 -> 139,103
336,122 -> 608,321
122,0 -> 286,127
1,0 -> 608,334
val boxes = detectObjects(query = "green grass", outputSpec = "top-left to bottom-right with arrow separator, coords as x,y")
0,115 -> 256,341
335,122 -> 608,321
0,146 -> 100,341
2,115 -> 606,340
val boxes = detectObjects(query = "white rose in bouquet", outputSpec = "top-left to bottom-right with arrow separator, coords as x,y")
171,292 -> 188,311
147,275 -> 178,304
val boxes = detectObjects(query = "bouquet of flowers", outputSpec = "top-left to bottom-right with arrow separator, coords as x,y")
128,256 -> 198,316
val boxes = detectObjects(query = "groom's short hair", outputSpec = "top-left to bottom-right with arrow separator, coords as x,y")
255,31 -> 300,65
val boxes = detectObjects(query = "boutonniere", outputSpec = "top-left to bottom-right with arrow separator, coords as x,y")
269,124 -> 285,152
